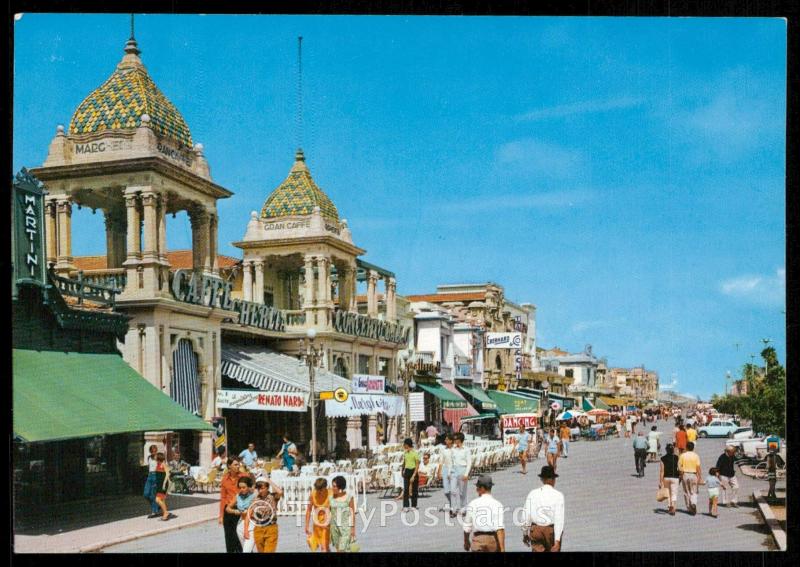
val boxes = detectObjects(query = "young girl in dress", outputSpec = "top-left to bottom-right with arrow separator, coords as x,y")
305,477 -> 331,552
154,452 -> 174,521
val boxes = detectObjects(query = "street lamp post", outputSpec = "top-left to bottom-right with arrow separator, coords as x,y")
761,338 -> 771,379
726,370 -> 732,396
398,349 -> 416,439
541,380 -> 550,428
300,327 -> 321,464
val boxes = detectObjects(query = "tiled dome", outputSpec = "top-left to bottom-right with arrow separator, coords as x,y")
68,38 -> 193,149
261,149 -> 340,223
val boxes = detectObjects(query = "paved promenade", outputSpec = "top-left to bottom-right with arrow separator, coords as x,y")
104,420 -> 780,552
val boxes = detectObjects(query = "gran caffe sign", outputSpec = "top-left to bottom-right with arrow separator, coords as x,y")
333,310 -> 410,345
170,269 -> 286,332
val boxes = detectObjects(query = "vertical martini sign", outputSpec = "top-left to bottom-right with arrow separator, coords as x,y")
12,168 -> 47,296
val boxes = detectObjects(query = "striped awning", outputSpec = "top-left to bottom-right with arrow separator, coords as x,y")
441,382 -> 478,432
220,359 -> 301,392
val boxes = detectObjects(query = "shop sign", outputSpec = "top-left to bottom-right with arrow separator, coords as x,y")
210,416 -> 227,457
486,332 -> 522,349
263,219 -> 311,231
171,269 -> 286,332
333,309 -> 410,345
324,394 -> 405,417
216,389 -> 309,412
12,169 -> 47,292
501,413 -> 539,430
351,374 -> 385,393
409,392 -> 425,422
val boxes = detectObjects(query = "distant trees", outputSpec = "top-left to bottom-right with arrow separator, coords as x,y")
711,347 -> 785,438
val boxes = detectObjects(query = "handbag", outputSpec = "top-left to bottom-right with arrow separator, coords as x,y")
656,486 -> 670,502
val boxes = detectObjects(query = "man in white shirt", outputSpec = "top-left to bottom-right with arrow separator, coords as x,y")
437,434 -> 455,513
462,475 -> 505,552
451,432 -> 473,516
522,465 -> 565,552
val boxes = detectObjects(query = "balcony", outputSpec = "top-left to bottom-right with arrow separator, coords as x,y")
438,365 -> 453,381
65,268 -> 127,292
284,310 -> 307,332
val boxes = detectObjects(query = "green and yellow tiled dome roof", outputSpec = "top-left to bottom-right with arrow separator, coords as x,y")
68,39 -> 193,149
261,150 -> 340,223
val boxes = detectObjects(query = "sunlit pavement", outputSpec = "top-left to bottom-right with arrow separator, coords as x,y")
105,420 -> 780,552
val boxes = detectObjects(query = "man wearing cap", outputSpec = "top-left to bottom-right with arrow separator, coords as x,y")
462,475 -> 505,552
522,466 -> 565,552
716,446 -> 739,508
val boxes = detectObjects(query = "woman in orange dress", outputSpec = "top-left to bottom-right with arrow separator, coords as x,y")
305,477 -> 331,552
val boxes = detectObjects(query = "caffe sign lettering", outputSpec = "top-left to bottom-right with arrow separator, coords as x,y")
12,168 -> 47,292
170,269 -> 286,332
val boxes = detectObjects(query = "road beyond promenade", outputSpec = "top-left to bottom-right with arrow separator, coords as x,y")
106,420 -> 778,552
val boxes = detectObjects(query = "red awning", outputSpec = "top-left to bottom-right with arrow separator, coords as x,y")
441,382 -> 478,431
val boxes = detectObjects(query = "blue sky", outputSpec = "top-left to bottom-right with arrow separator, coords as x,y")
13,14 -> 786,399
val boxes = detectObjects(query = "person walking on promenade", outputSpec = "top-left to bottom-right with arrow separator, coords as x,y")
705,467 -> 721,518
766,450 -> 778,500
276,434 -> 298,471
546,429 -> 562,472
515,426 -> 531,474
659,443 -> 680,515
220,458 -> 248,552
451,432 -> 473,516
329,475 -> 358,552
143,444 -> 160,518
305,477 -> 331,552
686,423 -> 698,446
716,446 -> 739,508
227,476 -> 256,552
244,475 -> 283,553
522,465 -> 564,552
462,475 -> 505,552
437,433 -> 455,513
632,432 -> 649,477
678,441 -> 702,515
624,415 -> 632,438
401,438 -> 420,512
675,425 -> 688,454
153,452 -> 174,521
239,443 -> 258,469
559,423 -> 571,459
647,426 -> 661,462
533,428 -> 544,459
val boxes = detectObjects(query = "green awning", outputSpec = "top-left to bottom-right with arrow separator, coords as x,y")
582,398 -> 595,411
13,349 -> 214,443
486,390 -> 539,415
417,382 -> 467,409
594,397 -> 611,410
456,384 -> 497,410
460,413 -> 497,423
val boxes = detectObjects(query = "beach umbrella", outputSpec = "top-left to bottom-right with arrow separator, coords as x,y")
555,409 -> 584,421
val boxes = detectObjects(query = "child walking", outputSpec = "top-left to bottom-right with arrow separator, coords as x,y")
154,452 -> 175,521
705,467 -> 721,518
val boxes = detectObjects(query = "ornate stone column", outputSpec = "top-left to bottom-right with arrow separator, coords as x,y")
303,255 -> 315,308
386,277 -> 397,320
121,189 -> 142,295
367,270 -> 379,317
189,206 -> 210,274
103,208 -> 127,269
338,266 -> 351,312
55,197 -> 75,274
158,196 -> 168,263
45,198 -> 58,266
141,192 -> 159,261
209,212 -> 219,274
242,260 -> 253,302
316,256 -> 330,305
253,259 -> 265,304
350,263 -> 358,313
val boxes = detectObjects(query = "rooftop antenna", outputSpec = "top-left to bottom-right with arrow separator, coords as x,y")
124,13 -> 140,57
296,36 -> 303,153
130,13 -> 135,39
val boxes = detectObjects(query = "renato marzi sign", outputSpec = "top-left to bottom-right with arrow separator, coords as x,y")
333,310 -> 410,345
171,269 -> 286,332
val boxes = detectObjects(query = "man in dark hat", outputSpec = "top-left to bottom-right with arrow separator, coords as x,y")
521,465 -> 564,552
462,475 -> 505,552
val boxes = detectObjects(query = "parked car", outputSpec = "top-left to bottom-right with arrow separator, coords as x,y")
698,420 -> 738,438
730,426 -> 755,440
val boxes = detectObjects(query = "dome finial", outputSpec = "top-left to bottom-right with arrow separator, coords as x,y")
295,147 -> 305,162
123,14 -> 141,57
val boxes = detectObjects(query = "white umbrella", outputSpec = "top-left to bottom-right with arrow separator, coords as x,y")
556,409 -> 584,421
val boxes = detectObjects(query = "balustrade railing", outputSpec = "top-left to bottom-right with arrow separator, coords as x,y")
48,269 -> 122,308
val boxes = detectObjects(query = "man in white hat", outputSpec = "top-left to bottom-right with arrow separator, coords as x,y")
462,475 -> 505,552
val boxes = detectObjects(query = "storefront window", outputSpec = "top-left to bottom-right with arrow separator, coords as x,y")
378,357 -> 389,377
358,354 -> 370,374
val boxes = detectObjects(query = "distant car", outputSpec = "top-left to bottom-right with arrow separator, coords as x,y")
730,426 -> 755,440
698,420 -> 738,438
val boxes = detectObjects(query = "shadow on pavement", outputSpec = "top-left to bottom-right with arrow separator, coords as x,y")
14,493 -> 218,536
736,522 -> 771,535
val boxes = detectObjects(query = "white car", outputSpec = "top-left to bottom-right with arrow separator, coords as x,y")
730,426 -> 755,440
698,420 -> 739,438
